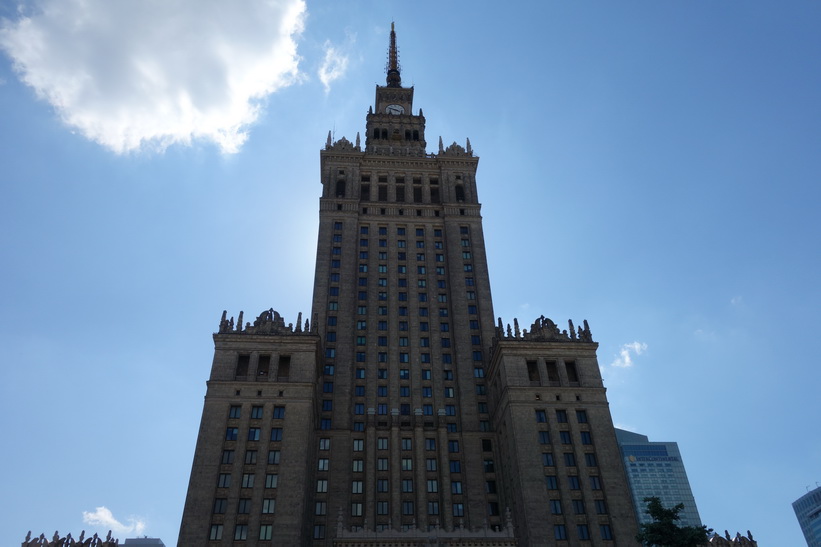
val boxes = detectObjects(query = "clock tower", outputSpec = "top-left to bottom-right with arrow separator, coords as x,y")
366,23 -> 426,156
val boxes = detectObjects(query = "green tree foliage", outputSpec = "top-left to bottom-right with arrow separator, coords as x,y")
636,497 -> 713,547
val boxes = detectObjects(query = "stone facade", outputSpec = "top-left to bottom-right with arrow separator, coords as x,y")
178,23 -> 639,547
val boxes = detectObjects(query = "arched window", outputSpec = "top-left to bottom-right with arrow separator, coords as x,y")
413,130 -> 419,141
373,128 -> 380,139
381,129 -> 388,140
405,130 -> 411,140
455,184 -> 465,202
335,180 -> 346,197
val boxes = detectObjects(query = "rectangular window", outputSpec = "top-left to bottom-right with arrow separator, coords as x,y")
600,524 -> 613,540
237,498 -> 251,514
426,458 -> 437,471
241,473 -> 255,488
244,450 -> 257,464
270,428 -> 282,441
484,459 -> 495,473
213,498 -> 226,514
225,427 -> 239,441
427,479 -> 439,493
259,525 -> 273,540
377,502 -> 389,515
581,431 -> 593,445
543,453 -> 555,466
564,452 -> 576,467
209,525 -> 223,540
313,525 -> 325,540
218,473 -> 231,488
586,453 -> 598,467
449,460 -> 461,473
268,450 -> 280,465
539,431 -> 551,444
590,476 -> 602,490
556,409 -> 568,423
452,503 -> 464,517
568,476 -> 580,490
351,502 -> 363,516
401,479 -> 412,492
554,525 -> 567,540
402,458 -> 413,470
378,458 -> 388,470
248,428 -> 260,441
451,481 -> 462,494
550,499 -> 562,515
576,410 -> 588,423
560,431 -> 572,444
221,450 -> 234,464
316,479 -> 328,492
578,525 -> 591,540
319,438 -> 330,450
595,500 -> 608,514
353,439 -> 364,451
535,410 -> 547,423
573,500 -> 586,515
318,458 -> 329,471
545,475 -> 558,489
351,480 -> 363,494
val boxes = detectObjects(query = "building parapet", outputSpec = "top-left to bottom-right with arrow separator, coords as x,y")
494,315 -> 593,345
217,308 -> 316,336
23,531 -> 118,546
708,530 -> 757,546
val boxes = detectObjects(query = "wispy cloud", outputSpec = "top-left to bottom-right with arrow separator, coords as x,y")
0,0 -> 306,154
82,506 -> 145,536
318,39 -> 350,93
610,341 -> 647,368
730,295 -> 742,306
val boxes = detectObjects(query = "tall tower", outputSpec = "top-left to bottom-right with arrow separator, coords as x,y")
179,24 -> 639,547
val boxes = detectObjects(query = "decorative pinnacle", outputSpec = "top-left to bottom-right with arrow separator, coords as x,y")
386,22 -> 401,87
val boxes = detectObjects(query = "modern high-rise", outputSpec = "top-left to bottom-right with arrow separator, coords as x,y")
793,485 -> 821,547
179,24 -> 639,547
615,428 -> 702,528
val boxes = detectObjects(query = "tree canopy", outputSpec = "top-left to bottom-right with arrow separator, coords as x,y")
636,496 -> 713,547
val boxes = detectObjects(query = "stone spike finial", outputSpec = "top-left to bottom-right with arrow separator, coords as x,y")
296,312 -> 303,332
568,319 -> 576,339
506,323 -> 512,337
237,311 -> 243,332
513,318 -> 520,338
326,130 -> 332,148
466,137 -> 472,154
305,318 -> 310,332
355,131 -> 360,149
439,136 -> 444,153
497,317 -> 503,333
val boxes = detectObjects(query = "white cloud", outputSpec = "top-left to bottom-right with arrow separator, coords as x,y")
82,506 -> 146,536
0,0 -> 306,154
730,295 -> 742,306
317,39 -> 349,93
610,341 -> 647,368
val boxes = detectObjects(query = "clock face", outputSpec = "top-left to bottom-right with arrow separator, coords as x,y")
385,104 -> 405,115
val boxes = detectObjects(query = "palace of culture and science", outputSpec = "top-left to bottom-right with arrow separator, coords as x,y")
179,24 -> 640,546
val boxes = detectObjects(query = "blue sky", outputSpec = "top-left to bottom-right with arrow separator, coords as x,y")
1,1 -> 819,544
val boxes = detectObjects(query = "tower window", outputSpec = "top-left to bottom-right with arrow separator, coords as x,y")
336,179 -> 346,197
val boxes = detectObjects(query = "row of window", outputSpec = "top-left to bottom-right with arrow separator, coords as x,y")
225,427 -> 283,442
544,474 -> 603,491
549,498 -> 608,515
213,497 -> 275,515
553,524 -> 614,541
536,409 -> 588,423
220,449 -> 279,465
209,524 -> 276,541
543,451 -> 599,467
228,405 -> 285,420
216,472 -> 277,489
334,225 -> 470,237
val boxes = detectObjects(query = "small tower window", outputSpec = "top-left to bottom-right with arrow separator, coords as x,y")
455,184 -> 465,202
361,184 -> 370,201
373,128 -> 380,139
336,180 -> 346,197
405,130 -> 411,140
381,129 -> 388,140
413,130 -> 419,141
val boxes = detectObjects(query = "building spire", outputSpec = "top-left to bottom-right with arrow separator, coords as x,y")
386,22 -> 401,87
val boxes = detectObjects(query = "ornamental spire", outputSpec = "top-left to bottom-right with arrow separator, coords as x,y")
386,22 -> 401,87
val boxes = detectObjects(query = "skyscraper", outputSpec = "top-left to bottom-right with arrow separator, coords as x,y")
179,24 -> 638,547
615,428 -> 702,528
793,485 -> 821,547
